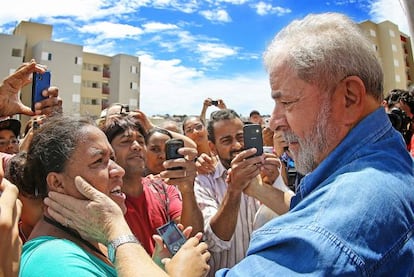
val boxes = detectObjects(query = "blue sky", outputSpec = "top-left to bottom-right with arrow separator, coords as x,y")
0,0 -> 410,118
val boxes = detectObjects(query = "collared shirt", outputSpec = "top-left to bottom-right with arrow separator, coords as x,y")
195,162 -> 261,276
217,108 -> 414,276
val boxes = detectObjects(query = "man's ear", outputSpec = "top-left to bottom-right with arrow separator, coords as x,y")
209,140 -> 217,155
341,75 -> 366,125
46,172 -> 65,193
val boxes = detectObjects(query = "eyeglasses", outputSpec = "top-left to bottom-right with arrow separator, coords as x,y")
0,138 -> 19,147
184,123 -> 204,134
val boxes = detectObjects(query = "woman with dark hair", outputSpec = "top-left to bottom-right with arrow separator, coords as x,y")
19,115 -> 209,277
182,116 -> 217,174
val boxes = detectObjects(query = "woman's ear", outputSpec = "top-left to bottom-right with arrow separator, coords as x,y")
46,172 -> 65,193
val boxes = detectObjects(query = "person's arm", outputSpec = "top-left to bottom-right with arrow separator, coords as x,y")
130,109 -> 196,148
243,175 -> 292,215
161,147 -> 204,236
0,179 -> 23,277
199,98 -> 212,124
210,148 -> 261,241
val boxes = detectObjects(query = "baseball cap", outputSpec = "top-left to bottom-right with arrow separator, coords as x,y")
0,118 -> 21,137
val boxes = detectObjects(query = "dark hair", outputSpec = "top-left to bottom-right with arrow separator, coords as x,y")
182,116 -> 204,133
101,114 -> 147,143
207,109 -> 240,143
5,151 -> 31,196
23,115 -> 96,198
145,127 -> 172,145
249,110 -> 261,117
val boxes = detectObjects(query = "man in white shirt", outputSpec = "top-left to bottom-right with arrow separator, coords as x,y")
194,109 -> 290,276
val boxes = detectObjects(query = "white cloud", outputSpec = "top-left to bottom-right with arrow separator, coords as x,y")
142,22 -> 179,32
138,54 -> 273,117
253,2 -> 291,16
78,22 -> 143,39
197,43 -> 238,65
199,9 -> 232,23
369,0 -> 409,34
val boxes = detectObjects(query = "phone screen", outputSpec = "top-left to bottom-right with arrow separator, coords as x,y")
156,221 -> 187,255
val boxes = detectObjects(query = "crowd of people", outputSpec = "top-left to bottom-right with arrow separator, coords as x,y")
1,12 -> 414,277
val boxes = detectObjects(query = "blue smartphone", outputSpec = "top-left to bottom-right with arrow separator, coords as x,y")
32,71 -> 51,111
156,221 -> 187,255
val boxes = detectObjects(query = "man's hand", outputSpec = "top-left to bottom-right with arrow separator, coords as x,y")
160,147 -> 198,193
0,60 -> 46,117
226,148 -> 262,193
44,176 -> 128,245
260,153 -> 282,185
195,153 -> 216,175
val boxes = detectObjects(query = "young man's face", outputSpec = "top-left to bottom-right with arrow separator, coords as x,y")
110,128 -> 147,177
0,129 -> 19,154
209,118 -> 244,169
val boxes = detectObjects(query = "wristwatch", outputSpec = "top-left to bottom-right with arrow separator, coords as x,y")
107,234 -> 140,263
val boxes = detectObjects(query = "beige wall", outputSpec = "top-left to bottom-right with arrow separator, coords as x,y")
359,20 -> 414,95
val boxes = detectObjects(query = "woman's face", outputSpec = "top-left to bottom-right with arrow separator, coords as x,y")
183,118 -> 207,144
56,125 -> 127,213
145,132 -> 171,174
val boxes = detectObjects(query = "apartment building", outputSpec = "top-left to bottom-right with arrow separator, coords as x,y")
0,21 -> 140,129
359,20 -> 414,95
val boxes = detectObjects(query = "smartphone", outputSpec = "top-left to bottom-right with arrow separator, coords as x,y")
32,71 -> 51,111
243,124 -> 263,157
211,100 -> 219,106
165,138 -> 184,170
156,221 -> 187,255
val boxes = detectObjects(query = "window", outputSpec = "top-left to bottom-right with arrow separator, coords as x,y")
129,99 -> 138,107
11,48 -> 22,57
394,59 -> 399,67
389,30 -> 395,37
73,94 -> 80,103
392,44 -> 397,52
41,52 -> 52,61
395,74 -> 400,83
75,57 -> 83,65
130,82 -> 138,90
370,29 -> 376,37
73,75 -> 81,84
131,65 -> 137,74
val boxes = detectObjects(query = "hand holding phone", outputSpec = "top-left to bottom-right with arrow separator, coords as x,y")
156,221 -> 187,255
165,139 -> 184,170
243,124 -> 264,157
32,71 -> 51,111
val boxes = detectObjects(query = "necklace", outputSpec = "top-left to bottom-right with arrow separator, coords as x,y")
43,216 -> 106,258
19,223 -> 28,242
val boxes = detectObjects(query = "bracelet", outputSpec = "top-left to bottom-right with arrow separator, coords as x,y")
107,234 -> 140,263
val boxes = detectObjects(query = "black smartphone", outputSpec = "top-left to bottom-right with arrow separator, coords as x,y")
165,138 -> 184,170
32,71 -> 51,111
156,221 -> 187,255
243,124 -> 263,157
211,100 -> 219,106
